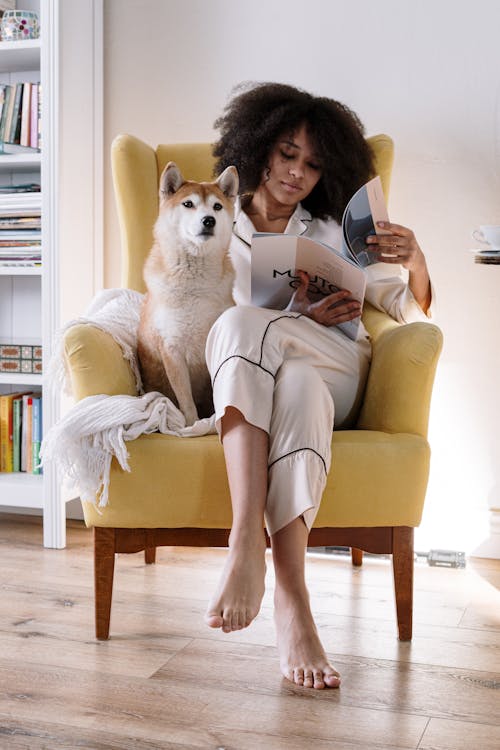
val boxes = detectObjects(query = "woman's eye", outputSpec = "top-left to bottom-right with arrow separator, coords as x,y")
279,149 -> 294,160
308,163 -> 321,171
213,202 -> 223,211
182,200 -> 194,208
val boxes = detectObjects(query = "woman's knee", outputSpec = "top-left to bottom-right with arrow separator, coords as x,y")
206,305 -> 272,366
273,361 -> 334,429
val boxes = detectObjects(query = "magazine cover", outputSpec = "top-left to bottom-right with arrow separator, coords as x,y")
250,234 -> 366,341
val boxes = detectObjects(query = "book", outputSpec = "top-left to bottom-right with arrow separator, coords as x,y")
12,396 -> 22,472
250,176 -> 390,340
20,82 -> 32,148
31,396 -> 42,474
25,396 -> 33,473
0,391 -> 31,472
8,83 -> 23,144
30,83 -> 39,149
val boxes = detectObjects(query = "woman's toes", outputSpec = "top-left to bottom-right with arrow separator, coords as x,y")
313,670 -> 325,689
204,612 -> 223,628
303,670 -> 314,688
294,668 -> 304,686
323,668 -> 341,688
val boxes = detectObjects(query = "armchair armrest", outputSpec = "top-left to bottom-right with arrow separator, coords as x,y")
63,324 -> 137,401
358,306 -> 443,437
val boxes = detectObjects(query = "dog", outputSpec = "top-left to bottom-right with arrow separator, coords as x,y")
137,161 -> 238,426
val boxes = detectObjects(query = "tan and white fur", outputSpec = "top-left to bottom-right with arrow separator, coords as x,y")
137,162 -> 238,425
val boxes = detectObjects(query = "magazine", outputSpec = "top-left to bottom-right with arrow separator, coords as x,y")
250,176 -> 390,340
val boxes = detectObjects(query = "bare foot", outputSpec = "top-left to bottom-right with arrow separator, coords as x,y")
274,586 -> 341,689
205,531 -> 267,633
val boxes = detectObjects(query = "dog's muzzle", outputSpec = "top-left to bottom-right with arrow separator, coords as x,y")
199,215 -> 216,237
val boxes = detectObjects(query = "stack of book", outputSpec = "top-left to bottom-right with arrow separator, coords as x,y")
0,184 -> 41,267
0,390 -> 42,474
473,250 -> 500,265
0,82 -> 41,150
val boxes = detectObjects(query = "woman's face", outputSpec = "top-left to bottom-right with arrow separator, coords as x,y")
262,124 -> 322,207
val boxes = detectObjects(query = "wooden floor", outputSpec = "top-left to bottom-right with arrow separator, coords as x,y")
0,514 -> 499,750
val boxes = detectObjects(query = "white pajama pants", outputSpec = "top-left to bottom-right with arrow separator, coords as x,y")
205,306 -> 372,535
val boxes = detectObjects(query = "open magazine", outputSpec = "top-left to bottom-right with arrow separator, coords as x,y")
250,176 -> 390,340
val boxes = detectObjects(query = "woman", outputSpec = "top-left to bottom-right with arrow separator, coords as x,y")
203,82 -> 433,690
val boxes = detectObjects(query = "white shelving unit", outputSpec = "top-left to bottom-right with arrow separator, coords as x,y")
0,0 -> 62,547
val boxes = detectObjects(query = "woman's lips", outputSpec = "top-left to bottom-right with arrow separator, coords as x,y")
281,181 -> 302,193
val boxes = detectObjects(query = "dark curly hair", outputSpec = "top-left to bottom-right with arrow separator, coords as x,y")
213,81 -> 375,223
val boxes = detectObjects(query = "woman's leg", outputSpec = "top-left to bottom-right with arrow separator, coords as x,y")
204,406 -> 269,633
271,518 -> 341,689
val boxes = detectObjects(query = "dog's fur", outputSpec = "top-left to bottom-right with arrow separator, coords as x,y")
137,162 -> 238,425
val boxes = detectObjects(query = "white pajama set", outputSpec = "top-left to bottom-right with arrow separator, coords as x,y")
205,200 -> 434,536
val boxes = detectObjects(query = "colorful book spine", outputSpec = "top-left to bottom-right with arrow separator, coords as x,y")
20,82 -> 31,148
12,396 -> 22,472
25,397 -> 33,473
8,83 -> 23,144
31,396 -> 42,474
30,83 -> 39,149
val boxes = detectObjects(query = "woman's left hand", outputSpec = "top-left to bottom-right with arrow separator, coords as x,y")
365,221 -> 427,274
366,221 -> 432,315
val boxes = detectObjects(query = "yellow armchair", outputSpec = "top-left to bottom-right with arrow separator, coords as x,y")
64,134 -> 442,641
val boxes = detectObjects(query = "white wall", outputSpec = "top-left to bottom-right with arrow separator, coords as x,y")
103,0 -> 500,556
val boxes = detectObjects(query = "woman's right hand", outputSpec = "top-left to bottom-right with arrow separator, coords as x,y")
287,270 -> 362,327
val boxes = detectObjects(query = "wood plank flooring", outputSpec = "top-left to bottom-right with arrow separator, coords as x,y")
0,514 -> 498,749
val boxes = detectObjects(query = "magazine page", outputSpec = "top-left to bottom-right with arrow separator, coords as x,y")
342,175 -> 390,267
250,233 -> 366,341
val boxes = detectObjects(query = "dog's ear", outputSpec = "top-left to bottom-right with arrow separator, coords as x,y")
215,166 -> 239,203
159,162 -> 184,199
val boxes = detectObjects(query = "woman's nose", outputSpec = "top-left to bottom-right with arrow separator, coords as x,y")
289,162 -> 304,178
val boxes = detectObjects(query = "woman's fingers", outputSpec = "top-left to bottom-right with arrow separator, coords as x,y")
309,291 -> 361,326
365,222 -> 425,271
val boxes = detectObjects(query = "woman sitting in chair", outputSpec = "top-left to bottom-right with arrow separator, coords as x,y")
204,81 -> 433,689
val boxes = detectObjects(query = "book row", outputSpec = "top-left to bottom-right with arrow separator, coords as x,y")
0,390 -> 42,473
0,82 -> 41,150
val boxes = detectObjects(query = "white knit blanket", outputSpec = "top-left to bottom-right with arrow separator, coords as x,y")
40,288 -> 216,508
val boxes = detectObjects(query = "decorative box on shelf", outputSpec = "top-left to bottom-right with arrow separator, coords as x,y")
0,338 -> 42,373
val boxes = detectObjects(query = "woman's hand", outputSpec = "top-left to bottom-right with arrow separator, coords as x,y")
366,221 -> 432,315
287,270 -> 362,327
365,221 -> 426,273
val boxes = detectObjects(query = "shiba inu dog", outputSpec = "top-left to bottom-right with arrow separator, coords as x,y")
137,162 -> 238,425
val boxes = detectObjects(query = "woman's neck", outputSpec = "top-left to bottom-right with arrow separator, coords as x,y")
244,190 -> 297,234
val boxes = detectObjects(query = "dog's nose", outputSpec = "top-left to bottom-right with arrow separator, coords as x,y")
202,216 -> 216,229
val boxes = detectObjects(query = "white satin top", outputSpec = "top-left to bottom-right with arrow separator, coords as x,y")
230,199 -> 434,340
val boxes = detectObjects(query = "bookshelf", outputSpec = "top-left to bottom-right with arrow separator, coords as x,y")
0,0 -> 61,546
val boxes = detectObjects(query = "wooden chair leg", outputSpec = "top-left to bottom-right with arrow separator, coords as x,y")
145,547 -> 156,564
351,547 -> 363,566
392,526 -> 414,641
94,527 -> 116,640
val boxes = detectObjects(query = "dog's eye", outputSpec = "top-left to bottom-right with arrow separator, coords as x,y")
182,200 -> 194,208
213,203 -> 223,211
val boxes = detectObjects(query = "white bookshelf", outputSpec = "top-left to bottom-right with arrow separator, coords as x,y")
0,0 -> 61,547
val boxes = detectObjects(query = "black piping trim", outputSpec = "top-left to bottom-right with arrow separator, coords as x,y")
211,313 -> 303,388
212,354 -> 274,387
258,313 -> 302,365
268,447 -> 328,475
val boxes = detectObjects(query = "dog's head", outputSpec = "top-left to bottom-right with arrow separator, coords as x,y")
155,162 -> 239,255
